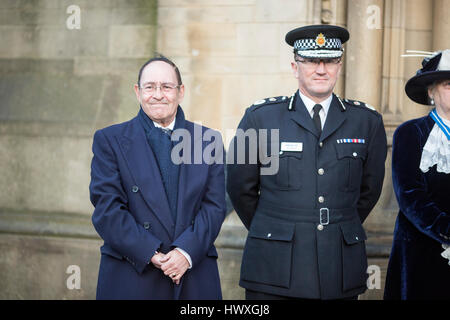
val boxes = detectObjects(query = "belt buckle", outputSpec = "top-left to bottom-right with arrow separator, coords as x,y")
319,208 -> 329,225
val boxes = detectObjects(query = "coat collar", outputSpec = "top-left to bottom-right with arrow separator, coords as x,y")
289,92 -> 346,141
321,94 -> 346,141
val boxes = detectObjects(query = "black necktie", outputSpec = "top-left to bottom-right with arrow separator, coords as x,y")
313,104 -> 322,135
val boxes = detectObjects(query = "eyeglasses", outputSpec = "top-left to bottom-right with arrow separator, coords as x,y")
139,82 -> 181,95
295,57 -> 342,68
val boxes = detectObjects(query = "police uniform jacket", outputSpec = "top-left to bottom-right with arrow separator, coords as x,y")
227,91 -> 387,299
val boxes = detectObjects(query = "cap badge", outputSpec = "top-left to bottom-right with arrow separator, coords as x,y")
315,33 -> 326,47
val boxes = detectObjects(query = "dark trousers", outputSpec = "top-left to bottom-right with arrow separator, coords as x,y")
245,289 -> 358,301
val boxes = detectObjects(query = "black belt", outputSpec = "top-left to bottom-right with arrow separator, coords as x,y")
256,199 -> 358,225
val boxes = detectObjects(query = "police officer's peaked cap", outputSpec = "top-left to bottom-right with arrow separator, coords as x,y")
285,24 -> 350,59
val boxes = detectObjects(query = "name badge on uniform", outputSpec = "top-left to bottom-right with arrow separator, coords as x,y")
281,142 -> 303,152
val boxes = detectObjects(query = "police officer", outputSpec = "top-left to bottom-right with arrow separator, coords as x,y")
226,25 -> 387,300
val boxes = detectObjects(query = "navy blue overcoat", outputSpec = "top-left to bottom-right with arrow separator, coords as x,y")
89,108 -> 226,299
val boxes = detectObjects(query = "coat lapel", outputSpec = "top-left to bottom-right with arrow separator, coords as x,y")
320,94 -> 346,142
118,117 -> 174,236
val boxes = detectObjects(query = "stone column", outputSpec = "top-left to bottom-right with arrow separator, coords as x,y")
380,0 -> 406,125
433,0 -> 450,50
345,0 -> 384,110
402,0 -> 434,122
345,1 -> 385,299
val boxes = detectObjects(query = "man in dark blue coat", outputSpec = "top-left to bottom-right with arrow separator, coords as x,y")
89,55 -> 226,299
227,25 -> 388,300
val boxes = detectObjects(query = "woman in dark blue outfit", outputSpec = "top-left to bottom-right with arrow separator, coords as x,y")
384,49 -> 450,300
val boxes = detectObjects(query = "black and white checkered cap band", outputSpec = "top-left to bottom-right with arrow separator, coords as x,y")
296,49 -> 343,58
294,37 -> 342,50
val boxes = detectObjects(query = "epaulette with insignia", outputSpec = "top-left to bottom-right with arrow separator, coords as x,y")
250,96 -> 289,110
342,98 -> 378,113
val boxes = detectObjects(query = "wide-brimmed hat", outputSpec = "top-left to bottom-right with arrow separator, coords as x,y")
405,49 -> 450,105
285,24 -> 349,59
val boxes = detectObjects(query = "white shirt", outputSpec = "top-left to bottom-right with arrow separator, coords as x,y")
419,114 -> 450,174
298,91 -> 333,130
152,117 -> 193,268
152,118 -> 175,130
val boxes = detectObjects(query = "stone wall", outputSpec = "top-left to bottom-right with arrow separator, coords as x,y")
1,0 -> 448,300
0,0 -> 158,299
